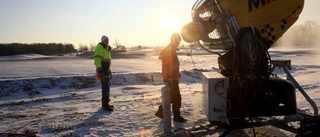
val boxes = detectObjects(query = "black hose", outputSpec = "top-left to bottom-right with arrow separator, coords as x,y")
197,41 -> 222,56
250,117 -> 257,137
173,128 -> 195,137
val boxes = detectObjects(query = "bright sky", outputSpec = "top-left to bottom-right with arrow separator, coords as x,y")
0,0 -> 319,48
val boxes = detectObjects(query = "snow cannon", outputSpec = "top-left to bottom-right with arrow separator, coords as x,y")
181,0 -> 308,118
181,0 -> 304,49
178,0 -> 320,136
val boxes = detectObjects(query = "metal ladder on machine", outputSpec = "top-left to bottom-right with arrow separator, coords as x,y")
271,60 -> 319,116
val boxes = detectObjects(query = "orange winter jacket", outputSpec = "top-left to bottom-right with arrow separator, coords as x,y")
159,43 -> 180,80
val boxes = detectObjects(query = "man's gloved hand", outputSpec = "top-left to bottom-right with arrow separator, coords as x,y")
100,74 -> 106,81
108,46 -> 112,51
163,79 -> 173,86
98,68 -> 106,81
163,79 -> 168,84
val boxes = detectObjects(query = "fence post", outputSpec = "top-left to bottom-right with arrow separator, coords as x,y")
161,83 -> 174,136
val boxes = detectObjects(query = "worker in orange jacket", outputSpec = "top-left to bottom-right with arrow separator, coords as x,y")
155,33 -> 187,123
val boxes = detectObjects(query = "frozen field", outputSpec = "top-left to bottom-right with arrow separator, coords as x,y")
0,47 -> 319,137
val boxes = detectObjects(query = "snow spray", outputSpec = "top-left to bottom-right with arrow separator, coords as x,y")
161,83 -> 174,136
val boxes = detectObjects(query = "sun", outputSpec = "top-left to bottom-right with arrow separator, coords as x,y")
161,13 -> 180,30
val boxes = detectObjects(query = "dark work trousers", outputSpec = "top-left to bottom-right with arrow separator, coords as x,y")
157,80 -> 182,117
100,78 -> 110,101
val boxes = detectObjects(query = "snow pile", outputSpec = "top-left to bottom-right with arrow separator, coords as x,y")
0,53 -> 49,60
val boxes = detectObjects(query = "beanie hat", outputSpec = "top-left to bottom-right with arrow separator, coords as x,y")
101,35 -> 108,42
171,33 -> 181,43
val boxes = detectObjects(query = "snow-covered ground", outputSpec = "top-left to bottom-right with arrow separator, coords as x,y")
0,47 -> 319,137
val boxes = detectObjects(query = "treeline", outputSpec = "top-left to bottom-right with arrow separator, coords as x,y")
0,43 -> 76,56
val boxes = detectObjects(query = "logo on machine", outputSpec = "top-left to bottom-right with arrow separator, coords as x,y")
248,0 -> 276,12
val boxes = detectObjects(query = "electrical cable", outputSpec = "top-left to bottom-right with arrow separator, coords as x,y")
173,128 -> 195,137
189,47 -> 197,70
197,41 -> 222,56
215,80 -> 231,111
250,117 -> 257,137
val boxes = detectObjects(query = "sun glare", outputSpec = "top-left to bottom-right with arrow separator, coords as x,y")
161,13 -> 180,30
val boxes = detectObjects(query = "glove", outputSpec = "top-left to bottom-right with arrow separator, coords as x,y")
163,79 -> 168,83
163,79 -> 173,86
100,74 -> 106,81
97,68 -> 106,81
108,46 -> 112,51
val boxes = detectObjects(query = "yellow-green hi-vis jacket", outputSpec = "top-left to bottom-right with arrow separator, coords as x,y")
94,43 -> 111,80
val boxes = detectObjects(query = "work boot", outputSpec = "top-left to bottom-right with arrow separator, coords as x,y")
102,98 -> 114,108
102,99 -> 114,111
101,99 -> 106,108
103,104 -> 114,111
173,108 -> 187,122
108,99 -> 114,109
155,106 -> 163,119
174,116 -> 187,123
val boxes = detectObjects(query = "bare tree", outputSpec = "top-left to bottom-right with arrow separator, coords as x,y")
89,43 -> 96,51
78,44 -> 89,52
113,39 -> 122,50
